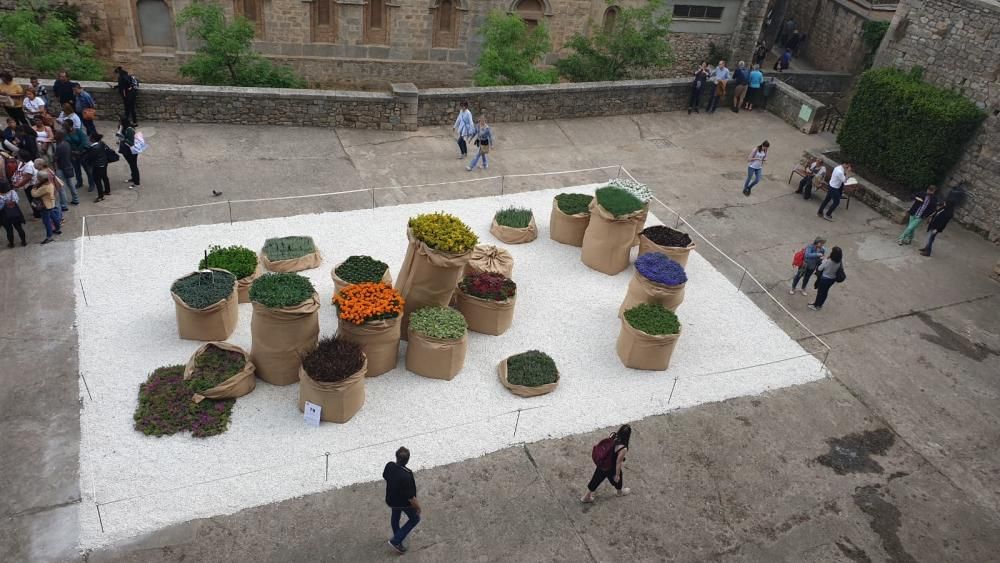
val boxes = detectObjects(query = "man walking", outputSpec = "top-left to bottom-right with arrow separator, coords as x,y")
897,185 -> 938,245
919,198 -> 955,257
384,447 -> 421,554
452,101 -> 474,159
706,60 -> 730,114
817,161 -> 851,221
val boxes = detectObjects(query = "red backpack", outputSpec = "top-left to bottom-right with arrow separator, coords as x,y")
591,435 -> 618,471
792,247 -> 805,268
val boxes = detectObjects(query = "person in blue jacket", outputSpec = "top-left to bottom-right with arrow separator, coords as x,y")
790,237 -> 826,296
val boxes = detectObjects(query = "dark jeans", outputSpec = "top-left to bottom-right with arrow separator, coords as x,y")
587,467 -> 623,492
22,188 -> 40,218
2,220 -> 26,244
4,106 -> 29,127
923,230 -> 939,254
72,156 -> 95,190
40,207 -> 60,238
390,507 -> 420,546
83,118 -> 97,137
797,174 -> 814,193
707,90 -> 722,112
688,86 -> 703,110
457,136 -> 467,156
817,188 -> 842,217
123,151 -> 140,184
813,277 -> 835,308
123,91 -> 138,125
91,164 -> 110,195
792,266 -> 815,290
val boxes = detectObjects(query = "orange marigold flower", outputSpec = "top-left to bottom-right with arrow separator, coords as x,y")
333,282 -> 405,325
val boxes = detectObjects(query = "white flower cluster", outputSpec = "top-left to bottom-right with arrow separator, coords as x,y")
608,178 -> 653,203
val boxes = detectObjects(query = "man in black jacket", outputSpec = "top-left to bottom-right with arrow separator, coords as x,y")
897,185 -> 938,245
52,71 -> 75,106
919,200 -> 955,256
384,447 -> 421,553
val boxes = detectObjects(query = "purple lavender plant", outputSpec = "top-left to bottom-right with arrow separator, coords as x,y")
635,253 -> 687,286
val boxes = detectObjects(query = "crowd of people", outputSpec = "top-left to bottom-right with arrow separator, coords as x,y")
687,59 -> 766,115
453,101 -> 494,171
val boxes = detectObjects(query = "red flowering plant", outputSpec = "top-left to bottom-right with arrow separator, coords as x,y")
458,272 -> 516,302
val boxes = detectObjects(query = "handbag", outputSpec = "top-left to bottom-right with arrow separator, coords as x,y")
104,144 -> 120,163
835,264 -> 846,283
82,107 -> 96,121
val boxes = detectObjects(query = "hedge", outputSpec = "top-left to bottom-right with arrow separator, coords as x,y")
837,68 -> 984,192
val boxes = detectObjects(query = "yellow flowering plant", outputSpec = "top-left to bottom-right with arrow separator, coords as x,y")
408,212 -> 478,253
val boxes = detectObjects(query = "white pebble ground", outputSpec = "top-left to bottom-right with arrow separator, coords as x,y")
75,186 -> 826,548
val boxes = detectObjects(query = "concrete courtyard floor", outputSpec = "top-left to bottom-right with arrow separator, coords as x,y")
2,110 -> 999,562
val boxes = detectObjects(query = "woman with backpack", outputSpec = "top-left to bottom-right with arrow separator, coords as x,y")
0,179 -> 27,247
581,424 -> 632,503
808,246 -> 844,311
116,115 -> 141,189
790,237 -> 825,296
113,67 -> 139,127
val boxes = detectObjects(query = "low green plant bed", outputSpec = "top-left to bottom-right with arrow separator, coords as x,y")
623,303 -> 680,335
409,212 -> 478,253
199,245 -> 258,280
506,350 -> 558,387
555,193 -> 593,215
409,306 -> 467,339
262,236 -> 316,262
335,255 -> 389,284
595,186 -> 644,217
187,344 -> 247,394
171,270 -> 237,309
301,336 -> 366,382
494,207 -> 534,229
249,272 -> 316,308
133,365 -> 235,438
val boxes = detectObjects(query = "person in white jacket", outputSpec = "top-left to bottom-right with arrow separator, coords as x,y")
453,101 -> 475,159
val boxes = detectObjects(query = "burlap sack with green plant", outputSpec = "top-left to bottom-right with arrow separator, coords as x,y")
250,294 -> 321,385
260,236 -> 322,273
632,206 -> 649,247
581,199 -> 645,276
464,245 -> 514,278
498,354 -> 559,398
456,291 -> 515,336
298,358 -> 367,423
337,316 -> 401,377
616,313 -> 681,371
490,216 -> 537,245
171,269 -> 239,341
405,327 -> 467,381
183,341 -> 256,403
619,272 -> 685,315
199,245 -> 260,304
236,262 -> 263,304
549,195 -> 591,247
331,257 -> 393,295
396,224 -> 474,339
638,226 -> 697,268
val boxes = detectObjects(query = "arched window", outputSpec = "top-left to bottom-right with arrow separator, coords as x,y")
312,0 -> 336,43
365,0 -> 388,44
515,0 -> 543,30
433,0 -> 458,47
602,6 -> 619,33
136,0 -> 175,48
236,0 -> 264,36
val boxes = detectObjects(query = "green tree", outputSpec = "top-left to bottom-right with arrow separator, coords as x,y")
176,2 -> 304,88
474,10 -> 557,87
556,0 -> 673,82
0,3 -> 103,79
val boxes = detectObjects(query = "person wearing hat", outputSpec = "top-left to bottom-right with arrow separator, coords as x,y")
29,169 -> 60,244
790,237 -> 826,296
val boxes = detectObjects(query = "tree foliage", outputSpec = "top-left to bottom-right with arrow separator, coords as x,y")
474,10 -> 557,87
0,4 -> 103,79
176,2 -> 304,88
556,0 -> 673,82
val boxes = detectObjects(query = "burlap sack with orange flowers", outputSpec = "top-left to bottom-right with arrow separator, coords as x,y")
337,317 -> 401,377
396,228 -> 472,340
250,293 -> 321,386
333,283 -> 404,376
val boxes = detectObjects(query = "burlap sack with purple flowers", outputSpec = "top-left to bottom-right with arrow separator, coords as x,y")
619,253 -> 687,314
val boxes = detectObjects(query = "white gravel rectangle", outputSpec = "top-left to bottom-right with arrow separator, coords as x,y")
75,186 -> 826,548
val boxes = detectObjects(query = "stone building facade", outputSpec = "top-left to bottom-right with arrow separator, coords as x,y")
874,0 -> 1000,242
56,0 -> 767,88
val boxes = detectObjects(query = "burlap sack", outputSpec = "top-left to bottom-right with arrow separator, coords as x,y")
171,271 -> 239,341
331,261 -> 393,295
183,341 -> 256,403
632,207 -> 649,247
549,198 -> 590,247
616,318 -> 681,371
298,357 -> 367,423
337,316 -> 401,377
236,262 -> 263,304
618,271 -> 686,314
396,228 -> 472,339
581,201 -> 645,275
250,293 -> 321,386
490,216 -> 538,245
464,245 -> 514,278
498,358 -> 559,397
638,234 -> 697,269
455,290 -> 515,336
405,327 -> 467,380
260,241 -> 322,272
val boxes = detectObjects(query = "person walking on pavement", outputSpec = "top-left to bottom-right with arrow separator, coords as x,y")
706,60 -> 730,114
452,101 -> 474,159
817,161 -> 851,221
918,199 -> 955,257
753,40 -> 768,67
742,140 -> 769,196
688,62 -> 709,114
808,246 -> 844,311
790,237 -> 825,296
113,67 -> 139,126
774,48 -> 792,72
582,424 -> 632,503
731,61 -> 749,113
897,185 -> 937,245
384,447 -> 421,554
466,116 -> 493,171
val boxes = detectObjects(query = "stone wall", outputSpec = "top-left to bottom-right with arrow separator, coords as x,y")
781,0 -> 894,74
767,81 -> 827,134
874,0 -> 1000,242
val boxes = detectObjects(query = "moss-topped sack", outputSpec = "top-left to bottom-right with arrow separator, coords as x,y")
581,186 -> 647,275
200,245 -> 261,303
405,306 -> 468,381
331,255 -> 393,294
550,193 -> 593,247
498,350 -> 559,397
617,303 -> 682,371
490,207 -> 537,244
249,273 -> 320,385
170,269 -> 239,341
607,178 -> 651,246
260,236 -> 322,272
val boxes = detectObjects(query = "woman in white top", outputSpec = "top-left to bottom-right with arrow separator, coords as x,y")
56,102 -> 82,132
742,140 -> 769,196
22,88 -> 46,121
452,101 -> 475,159
32,116 -> 54,158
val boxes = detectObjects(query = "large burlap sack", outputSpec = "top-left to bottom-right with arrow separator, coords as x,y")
298,358 -> 366,423
396,228 -> 472,339
236,262 -> 263,304
455,290 -> 515,336
581,201 -> 644,276
498,358 -> 559,397
337,316 -> 401,377
171,271 -> 239,341
183,341 -> 256,403
618,271 -> 686,314
260,240 -> 322,273
490,216 -> 538,245
631,207 -> 649,247
250,293 -> 321,386
405,327 -> 467,380
616,318 -> 681,371
330,261 -> 393,295
638,234 -> 697,269
464,245 -> 514,278
549,198 -> 590,247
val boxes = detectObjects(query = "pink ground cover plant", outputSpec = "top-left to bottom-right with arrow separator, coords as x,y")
458,272 -> 516,301
133,365 -> 235,438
